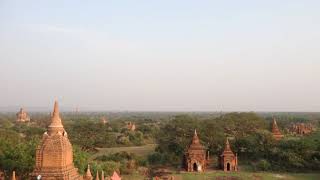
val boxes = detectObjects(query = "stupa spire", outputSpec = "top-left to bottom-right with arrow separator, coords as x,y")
11,171 -> 16,180
95,171 -> 100,180
224,138 -> 231,152
48,100 -> 64,135
101,170 -> 104,180
192,129 -> 200,144
85,164 -> 93,179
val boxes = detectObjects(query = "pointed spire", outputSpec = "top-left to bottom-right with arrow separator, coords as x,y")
272,117 -> 283,140
48,100 -> 64,135
222,137 -> 234,155
192,129 -> 200,144
273,117 -> 277,125
11,171 -> 16,180
225,138 -> 230,149
101,170 -> 104,180
272,118 -> 280,132
95,171 -> 100,180
53,100 -> 60,117
85,164 -> 93,179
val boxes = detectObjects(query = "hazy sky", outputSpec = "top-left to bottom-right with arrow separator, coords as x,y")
1,1 -> 320,111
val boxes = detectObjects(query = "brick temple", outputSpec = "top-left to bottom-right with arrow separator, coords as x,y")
220,138 -> 238,172
290,123 -> 313,135
185,129 -> 207,172
30,101 -> 81,179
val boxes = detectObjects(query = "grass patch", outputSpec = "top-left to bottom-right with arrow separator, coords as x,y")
90,144 -> 156,160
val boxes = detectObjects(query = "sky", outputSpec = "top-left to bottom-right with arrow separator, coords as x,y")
0,0 -> 320,112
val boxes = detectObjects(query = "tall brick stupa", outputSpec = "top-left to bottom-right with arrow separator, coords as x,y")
272,118 -> 284,140
30,101 -> 81,179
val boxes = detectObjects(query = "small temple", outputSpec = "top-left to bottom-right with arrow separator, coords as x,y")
126,122 -> 136,131
220,138 -> 238,172
83,165 -> 93,180
272,118 -> 284,140
30,101 -> 81,179
290,123 -> 313,135
16,108 -> 30,122
185,129 -> 207,172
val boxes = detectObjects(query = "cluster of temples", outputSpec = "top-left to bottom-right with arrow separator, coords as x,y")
185,118 -> 286,173
185,130 -> 238,172
290,123 -> 314,135
82,165 -> 121,180
8,101 -> 310,179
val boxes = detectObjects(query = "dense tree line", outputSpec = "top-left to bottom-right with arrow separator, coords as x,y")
150,112 -> 320,172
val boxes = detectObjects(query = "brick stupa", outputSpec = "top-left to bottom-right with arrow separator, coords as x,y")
220,138 -> 238,172
272,118 -> 284,140
185,129 -> 207,172
30,101 -> 81,179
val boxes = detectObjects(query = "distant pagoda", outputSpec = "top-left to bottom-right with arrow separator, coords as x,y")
272,118 -> 284,140
16,108 -> 30,122
101,116 -> 108,125
30,101 -> 81,179
185,129 -> 207,172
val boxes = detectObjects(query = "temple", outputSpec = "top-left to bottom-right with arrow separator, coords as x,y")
290,123 -> 313,135
16,108 -> 30,122
30,101 -> 81,179
272,118 -> 284,140
220,138 -> 238,172
185,129 -> 207,172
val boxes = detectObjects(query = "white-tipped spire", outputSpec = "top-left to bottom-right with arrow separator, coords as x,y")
48,100 -> 64,135
11,171 -> 16,180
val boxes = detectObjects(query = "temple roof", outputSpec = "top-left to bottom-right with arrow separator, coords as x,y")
48,101 -> 65,135
272,118 -> 282,135
221,138 -> 235,156
188,129 -> 205,151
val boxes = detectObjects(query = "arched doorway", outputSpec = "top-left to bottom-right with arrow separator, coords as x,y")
193,163 -> 197,172
227,163 -> 230,171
